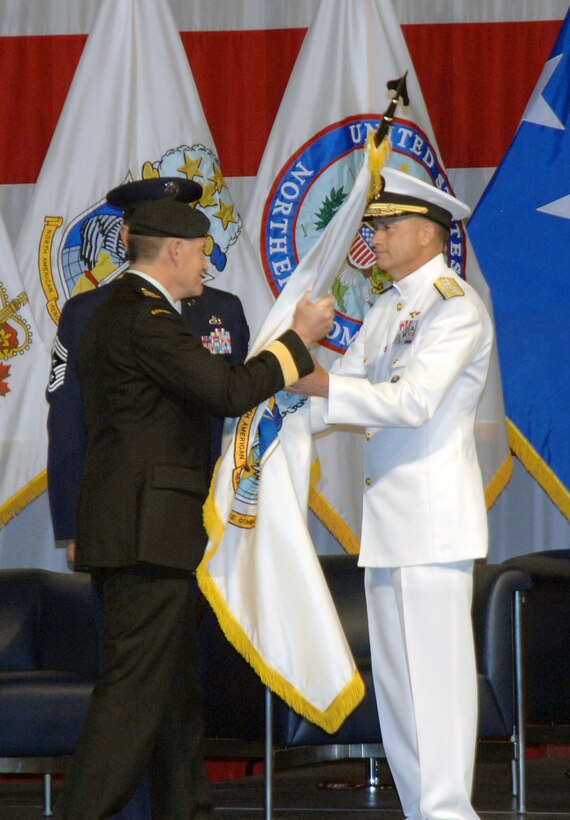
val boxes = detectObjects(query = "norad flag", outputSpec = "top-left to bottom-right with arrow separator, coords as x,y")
244,0 -> 512,552
470,9 -> 570,520
0,214 -> 51,525
15,0 -> 266,348
197,153 -> 376,732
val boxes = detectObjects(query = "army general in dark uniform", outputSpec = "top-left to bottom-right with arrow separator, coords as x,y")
61,196 -> 334,820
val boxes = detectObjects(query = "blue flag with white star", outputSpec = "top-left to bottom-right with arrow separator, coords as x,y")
469,11 -> 570,518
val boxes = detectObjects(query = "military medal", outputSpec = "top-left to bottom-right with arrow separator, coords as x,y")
393,318 -> 417,344
201,328 -> 232,354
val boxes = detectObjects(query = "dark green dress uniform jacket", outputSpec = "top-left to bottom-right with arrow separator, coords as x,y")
75,272 -> 312,572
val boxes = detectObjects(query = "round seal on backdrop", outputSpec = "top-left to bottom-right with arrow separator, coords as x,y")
260,115 -> 467,354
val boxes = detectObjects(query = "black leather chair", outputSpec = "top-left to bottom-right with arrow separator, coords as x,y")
0,568 -> 98,816
199,554 -> 533,814
273,558 -> 533,806
504,550 -> 570,742
272,555 -> 382,787
0,556 -> 537,817
472,560 -> 533,811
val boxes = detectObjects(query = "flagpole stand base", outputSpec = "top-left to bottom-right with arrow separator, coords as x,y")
275,743 -> 393,792
317,756 -> 395,792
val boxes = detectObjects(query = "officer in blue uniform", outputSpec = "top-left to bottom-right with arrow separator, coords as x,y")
47,178 -> 249,547
45,178 -> 249,820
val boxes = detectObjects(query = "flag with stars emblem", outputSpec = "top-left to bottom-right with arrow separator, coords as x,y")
14,0 -> 265,347
470,9 -> 570,519
7,0 -> 266,538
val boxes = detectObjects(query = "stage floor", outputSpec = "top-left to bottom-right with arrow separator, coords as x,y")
1,757 -> 569,819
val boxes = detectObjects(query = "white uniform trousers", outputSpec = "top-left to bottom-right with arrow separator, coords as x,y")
365,562 -> 480,820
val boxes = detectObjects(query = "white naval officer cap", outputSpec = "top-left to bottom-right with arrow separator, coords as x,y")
363,167 -> 471,230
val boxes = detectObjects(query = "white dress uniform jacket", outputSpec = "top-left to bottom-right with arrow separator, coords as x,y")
315,253 -> 493,568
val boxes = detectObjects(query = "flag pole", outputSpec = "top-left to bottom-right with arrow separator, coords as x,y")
374,72 -> 409,146
265,686 -> 273,819
367,72 -> 409,201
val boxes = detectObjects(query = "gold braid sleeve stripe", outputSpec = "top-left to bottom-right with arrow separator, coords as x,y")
265,340 -> 299,386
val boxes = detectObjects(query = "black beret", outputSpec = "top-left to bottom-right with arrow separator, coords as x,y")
127,199 -> 210,239
106,177 -> 203,216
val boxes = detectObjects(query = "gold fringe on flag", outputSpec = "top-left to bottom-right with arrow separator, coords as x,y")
0,471 -> 47,528
309,485 -> 360,555
200,458 -> 365,734
507,418 -> 570,521
197,554 -> 365,734
484,452 -> 513,510
308,455 -> 360,553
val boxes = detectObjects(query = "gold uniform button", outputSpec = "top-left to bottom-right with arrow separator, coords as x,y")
390,375 -> 400,383
365,477 -> 372,487
396,302 -> 403,311
365,432 -> 372,441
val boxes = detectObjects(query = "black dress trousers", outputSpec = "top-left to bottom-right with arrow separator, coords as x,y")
61,563 -> 213,820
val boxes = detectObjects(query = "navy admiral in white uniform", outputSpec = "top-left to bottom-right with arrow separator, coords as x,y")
289,168 -> 493,820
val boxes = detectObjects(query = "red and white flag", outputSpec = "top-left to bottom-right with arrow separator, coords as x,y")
14,0 -> 267,348
9,0 -> 269,539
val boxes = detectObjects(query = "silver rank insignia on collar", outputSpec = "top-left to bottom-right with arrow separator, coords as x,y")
209,314 -> 223,326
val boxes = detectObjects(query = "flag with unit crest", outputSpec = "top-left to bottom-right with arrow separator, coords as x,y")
11,0 -> 267,532
14,0 -> 266,348
243,0 -> 512,551
0,215 -> 51,526
199,151 -> 371,731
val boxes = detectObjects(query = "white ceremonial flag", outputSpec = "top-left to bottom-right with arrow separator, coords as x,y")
0,216 -> 51,525
15,0 -> 267,348
244,0 -> 512,551
11,0 -> 362,728
198,158 -> 372,732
